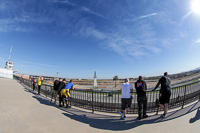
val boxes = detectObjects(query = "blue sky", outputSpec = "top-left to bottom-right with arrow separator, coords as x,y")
0,0 -> 200,79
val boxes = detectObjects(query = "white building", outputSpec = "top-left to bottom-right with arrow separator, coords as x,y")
0,61 -> 14,79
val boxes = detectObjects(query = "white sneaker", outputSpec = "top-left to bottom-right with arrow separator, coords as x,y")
120,112 -> 124,120
161,114 -> 166,118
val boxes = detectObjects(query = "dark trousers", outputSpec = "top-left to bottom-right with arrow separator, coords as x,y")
33,84 -> 35,91
38,85 -> 41,95
137,96 -> 147,117
59,93 -> 63,106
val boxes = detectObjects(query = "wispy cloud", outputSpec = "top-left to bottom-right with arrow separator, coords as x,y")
55,0 -> 106,19
194,38 -> 200,47
101,22 -> 161,60
188,38 -> 200,52
125,13 -> 159,22
0,0 -> 106,33
180,11 -> 193,25
137,13 -> 158,19
55,0 -> 76,6
81,7 -> 106,19
19,61 -> 61,68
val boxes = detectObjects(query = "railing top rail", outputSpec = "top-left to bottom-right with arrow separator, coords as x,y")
15,75 -> 200,93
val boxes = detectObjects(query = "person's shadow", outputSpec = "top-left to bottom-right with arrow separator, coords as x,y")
62,109 -> 162,131
22,83 -> 200,131
190,107 -> 200,123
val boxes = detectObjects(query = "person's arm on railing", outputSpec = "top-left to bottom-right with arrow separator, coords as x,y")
152,79 -> 161,91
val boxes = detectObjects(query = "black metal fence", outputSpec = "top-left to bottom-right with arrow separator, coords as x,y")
14,75 -> 200,114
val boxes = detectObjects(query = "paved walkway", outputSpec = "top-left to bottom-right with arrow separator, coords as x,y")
0,78 -> 200,133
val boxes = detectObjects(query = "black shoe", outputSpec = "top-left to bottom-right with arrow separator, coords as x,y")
138,117 -> 141,120
59,104 -> 62,107
66,105 -> 69,108
143,115 -> 148,119
161,113 -> 166,118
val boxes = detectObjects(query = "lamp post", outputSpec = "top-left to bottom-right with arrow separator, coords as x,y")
56,72 -> 59,78
94,71 -> 97,88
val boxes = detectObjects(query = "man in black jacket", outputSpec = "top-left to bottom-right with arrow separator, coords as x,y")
153,72 -> 171,118
135,76 -> 148,120
58,78 -> 66,107
51,78 -> 62,103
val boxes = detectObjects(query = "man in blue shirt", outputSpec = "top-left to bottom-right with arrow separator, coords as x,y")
60,79 -> 75,108
65,79 -> 74,90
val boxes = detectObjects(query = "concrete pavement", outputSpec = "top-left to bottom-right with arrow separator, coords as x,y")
0,78 -> 200,133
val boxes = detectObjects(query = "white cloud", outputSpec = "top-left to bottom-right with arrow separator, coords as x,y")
101,22 -> 161,59
138,13 -> 158,19
81,7 -> 106,19
19,61 -> 61,68
180,11 -> 192,25
194,38 -> 200,47
55,0 -> 106,19
125,13 -> 159,22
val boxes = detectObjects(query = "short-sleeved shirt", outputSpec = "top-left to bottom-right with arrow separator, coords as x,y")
159,76 -> 171,94
64,82 -> 74,89
121,83 -> 133,98
37,78 -> 41,85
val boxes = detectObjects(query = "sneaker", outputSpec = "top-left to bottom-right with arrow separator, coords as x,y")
120,112 -> 125,120
143,115 -> 148,119
161,114 -> 166,118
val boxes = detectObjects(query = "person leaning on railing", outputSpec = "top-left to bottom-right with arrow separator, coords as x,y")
58,79 -> 66,107
60,79 -> 75,108
37,76 -> 42,95
152,72 -> 171,118
135,76 -> 148,120
51,78 -> 62,103
32,78 -> 36,91
120,78 -> 133,120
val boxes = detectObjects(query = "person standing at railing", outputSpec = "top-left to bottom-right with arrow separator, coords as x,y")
152,72 -> 171,118
120,78 -> 133,120
58,78 -> 66,107
60,79 -> 75,108
32,78 -> 36,91
135,76 -> 148,120
37,76 -> 42,95
51,78 -> 62,103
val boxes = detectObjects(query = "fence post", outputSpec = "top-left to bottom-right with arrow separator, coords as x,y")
50,86 -> 54,102
182,86 -> 187,109
45,85 -> 48,97
198,82 -> 200,101
69,90 -> 72,108
92,91 -> 94,113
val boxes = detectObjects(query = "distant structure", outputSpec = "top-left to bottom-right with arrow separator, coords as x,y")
94,71 -> 97,88
5,61 -> 14,70
0,47 -> 14,79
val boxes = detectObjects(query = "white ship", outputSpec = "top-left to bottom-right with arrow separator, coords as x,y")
0,47 -> 14,79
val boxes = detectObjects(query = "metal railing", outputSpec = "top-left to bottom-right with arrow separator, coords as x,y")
14,75 -> 200,114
